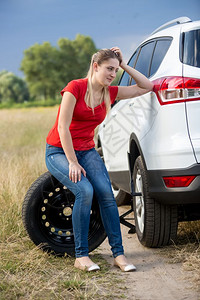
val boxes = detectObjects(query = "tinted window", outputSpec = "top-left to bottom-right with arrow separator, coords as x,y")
183,29 -> 200,68
119,68 -> 129,86
119,49 -> 139,86
150,39 -> 172,76
134,42 -> 155,77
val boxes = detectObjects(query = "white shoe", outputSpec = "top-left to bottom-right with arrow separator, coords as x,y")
74,259 -> 100,272
114,257 -> 136,272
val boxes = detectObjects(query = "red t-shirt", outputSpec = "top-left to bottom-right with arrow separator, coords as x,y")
46,78 -> 118,150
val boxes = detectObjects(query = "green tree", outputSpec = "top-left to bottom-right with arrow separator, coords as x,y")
20,42 -> 60,100
57,34 -> 97,88
0,71 -> 29,103
20,35 -> 98,101
57,38 -> 79,86
72,34 -> 97,78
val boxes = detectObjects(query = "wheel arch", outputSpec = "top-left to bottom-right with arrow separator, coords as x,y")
129,133 -> 147,175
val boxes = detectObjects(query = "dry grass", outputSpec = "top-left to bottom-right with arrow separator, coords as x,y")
0,107 -> 125,300
175,221 -> 200,291
159,220 -> 200,292
1,107 -> 200,298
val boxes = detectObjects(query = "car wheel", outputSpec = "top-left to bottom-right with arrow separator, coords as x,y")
133,156 -> 178,247
22,172 -> 107,256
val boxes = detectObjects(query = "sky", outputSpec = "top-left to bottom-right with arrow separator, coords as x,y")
0,0 -> 199,77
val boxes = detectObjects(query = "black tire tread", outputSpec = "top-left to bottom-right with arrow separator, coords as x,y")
133,156 -> 178,247
22,172 -> 107,256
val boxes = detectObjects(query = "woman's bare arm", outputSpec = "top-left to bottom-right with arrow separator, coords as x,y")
111,47 -> 154,100
58,91 -> 86,182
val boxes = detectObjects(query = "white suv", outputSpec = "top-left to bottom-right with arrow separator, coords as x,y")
98,17 -> 200,247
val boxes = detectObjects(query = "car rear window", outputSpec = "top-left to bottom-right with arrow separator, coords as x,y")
183,29 -> 200,68
150,39 -> 172,77
134,41 -> 155,78
119,49 -> 139,86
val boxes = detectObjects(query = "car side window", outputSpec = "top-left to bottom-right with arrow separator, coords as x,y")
150,39 -> 172,77
119,49 -> 139,86
134,41 -> 155,78
183,29 -> 200,68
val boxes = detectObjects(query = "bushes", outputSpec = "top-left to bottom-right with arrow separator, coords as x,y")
0,71 -> 29,104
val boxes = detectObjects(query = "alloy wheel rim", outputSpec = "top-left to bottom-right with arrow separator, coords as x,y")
135,171 -> 144,233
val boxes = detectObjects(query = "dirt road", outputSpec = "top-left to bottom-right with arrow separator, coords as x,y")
98,206 -> 199,300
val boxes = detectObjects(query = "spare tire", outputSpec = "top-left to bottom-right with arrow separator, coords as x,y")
22,172 -> 107,256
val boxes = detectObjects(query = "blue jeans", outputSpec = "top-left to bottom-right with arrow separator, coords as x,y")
45,144 -> 124,258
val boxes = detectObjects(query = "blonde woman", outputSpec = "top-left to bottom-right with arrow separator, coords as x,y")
45,47 -> 153,272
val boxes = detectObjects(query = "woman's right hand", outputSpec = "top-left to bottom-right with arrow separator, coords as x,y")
69,161 -> 86,183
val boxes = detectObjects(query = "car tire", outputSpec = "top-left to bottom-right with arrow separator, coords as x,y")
22,171 -> 107,256
133,156 -> 178,247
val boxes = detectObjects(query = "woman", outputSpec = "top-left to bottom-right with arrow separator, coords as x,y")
45,47 -> 153,272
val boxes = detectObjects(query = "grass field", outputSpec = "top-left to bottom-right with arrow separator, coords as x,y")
0,107 -> 126,300
0,107 -> 199,299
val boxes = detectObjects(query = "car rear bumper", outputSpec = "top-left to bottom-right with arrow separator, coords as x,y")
147,164 -> 200,204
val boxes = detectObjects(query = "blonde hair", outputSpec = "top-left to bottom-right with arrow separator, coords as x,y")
85,49 -> 121,112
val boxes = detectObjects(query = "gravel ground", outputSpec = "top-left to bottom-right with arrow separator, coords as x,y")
97,206 -> 199,300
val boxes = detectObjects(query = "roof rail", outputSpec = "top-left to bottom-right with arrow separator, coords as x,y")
151,17 -> 192,35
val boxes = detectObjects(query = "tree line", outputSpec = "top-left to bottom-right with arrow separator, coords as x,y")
0,34 -> 122,105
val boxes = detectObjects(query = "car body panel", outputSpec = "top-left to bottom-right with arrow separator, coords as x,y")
185,101 -> 200,162
181,22 -> 200,163
98,18 -> 200,206
182,61 -> 200,164
140,102 -> 197,170
99,92 -> 159,172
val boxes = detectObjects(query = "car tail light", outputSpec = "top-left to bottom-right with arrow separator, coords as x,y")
153,77 -> 200,105
163,175 -> 196,188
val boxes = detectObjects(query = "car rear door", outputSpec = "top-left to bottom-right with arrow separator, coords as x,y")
182,23 -> 200,163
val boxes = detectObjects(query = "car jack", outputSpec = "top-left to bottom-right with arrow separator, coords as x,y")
119,191 -> 142,234
119,164 -> 142,234
119,204 -> 136,234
